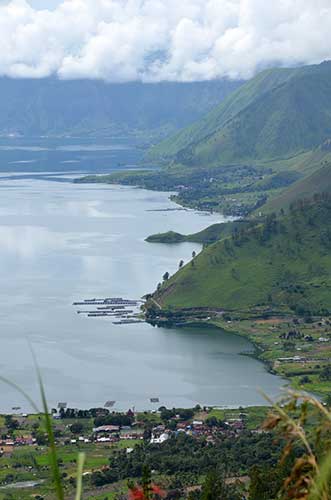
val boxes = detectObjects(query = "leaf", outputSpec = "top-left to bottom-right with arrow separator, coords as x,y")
31,347 -> 65,500
75,452 -> 86,500
309,450 -> 331,500
0,375 -> 40,414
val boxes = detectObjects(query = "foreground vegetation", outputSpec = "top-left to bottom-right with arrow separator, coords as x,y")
3,393 -> 331,499
0,404 -> 270,499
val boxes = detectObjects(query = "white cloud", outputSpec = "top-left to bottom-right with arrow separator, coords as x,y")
0,0 -> 330,82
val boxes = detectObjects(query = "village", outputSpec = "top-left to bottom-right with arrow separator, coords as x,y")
0,405 -> 254,456
0,404 -> 269,498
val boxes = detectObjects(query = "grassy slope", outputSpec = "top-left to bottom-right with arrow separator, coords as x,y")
77,63 -> 331,217
155,198 -> 331,314
262,161 -> 331,213
148,61 -> 331,165
147,67 -> 296,161
146,220 -> 250,244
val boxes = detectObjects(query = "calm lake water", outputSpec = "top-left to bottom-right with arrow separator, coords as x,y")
0,136 -> 144,172
0,139 -> 285,411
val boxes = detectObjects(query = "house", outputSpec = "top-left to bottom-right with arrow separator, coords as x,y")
193,420 -> 203,426
150,433 -> 169,444
93,425 -> 120,433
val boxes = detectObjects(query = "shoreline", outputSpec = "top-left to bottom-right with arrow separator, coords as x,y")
150,316 -> 289,389
146,311 -> 328,399
72,175 -> 329,402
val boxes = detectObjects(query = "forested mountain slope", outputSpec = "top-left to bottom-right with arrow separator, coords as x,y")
154,196 -> 331,315
148,61 -> 331,165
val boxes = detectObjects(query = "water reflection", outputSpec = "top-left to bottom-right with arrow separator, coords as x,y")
0,178 -> 284,411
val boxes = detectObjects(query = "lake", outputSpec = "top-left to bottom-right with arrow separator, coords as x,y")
0,144 -> 284,412
0,136 -> 144,173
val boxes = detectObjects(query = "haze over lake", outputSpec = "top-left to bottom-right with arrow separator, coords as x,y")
0,141 -> 284,412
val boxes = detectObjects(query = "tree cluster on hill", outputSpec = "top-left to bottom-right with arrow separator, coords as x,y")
153,195 -> 331,315
91,431 -> 283,488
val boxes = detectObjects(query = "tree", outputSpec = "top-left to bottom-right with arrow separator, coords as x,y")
142,465 -> 153,499
192,251 -> 196,259
205,416 -> 219,428
70,422 -> 84,434
283,340 -> 295,351
143,427 -> 152,441
200,470 -> 241,500
35,431 -> 48,446
128,465 -> 165,499
163,272 -> 170,281
178,260 -> 184,269
4,415 -> 19,430
178,409 -> 194,421
320,365 -> 331,381
299,375 -> 311,385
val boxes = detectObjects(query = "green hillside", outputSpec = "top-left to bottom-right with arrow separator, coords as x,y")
153,196 -> 331,315
262,156 -> 331,213
78,62 -> 331,217
148,61 -> 331,165
146,220 -> 250,245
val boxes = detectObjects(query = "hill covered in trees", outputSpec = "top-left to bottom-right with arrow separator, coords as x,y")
152,195 -> 331,316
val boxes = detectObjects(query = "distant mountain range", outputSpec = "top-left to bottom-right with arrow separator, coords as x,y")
144,62 -> 331,315
72,61 -> 331,317
148,61 -> 331,165
0,77 -> 241,140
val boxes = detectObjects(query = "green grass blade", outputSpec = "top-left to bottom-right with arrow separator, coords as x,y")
0,375 -> 40,414
31,348 -> 65,500
75,452 -> 86,500
309,450 -> 331,499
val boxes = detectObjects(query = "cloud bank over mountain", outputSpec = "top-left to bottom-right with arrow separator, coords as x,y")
1,0 -> 331,82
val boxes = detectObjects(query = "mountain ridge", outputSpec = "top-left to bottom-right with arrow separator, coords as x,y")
0,77 -> 241,140
148,61 -> 331,165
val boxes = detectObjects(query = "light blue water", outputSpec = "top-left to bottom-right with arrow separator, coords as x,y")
0,176 -> 284,412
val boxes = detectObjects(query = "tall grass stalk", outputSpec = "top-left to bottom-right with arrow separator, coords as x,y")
0,349 -> 85,500
264,390 -> 331,500
75,452 -> 86,500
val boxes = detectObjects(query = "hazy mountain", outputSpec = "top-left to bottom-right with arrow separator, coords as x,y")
0,77 -> 241,139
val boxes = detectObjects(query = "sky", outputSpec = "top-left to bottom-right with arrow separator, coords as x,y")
0,0 -> 330,82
